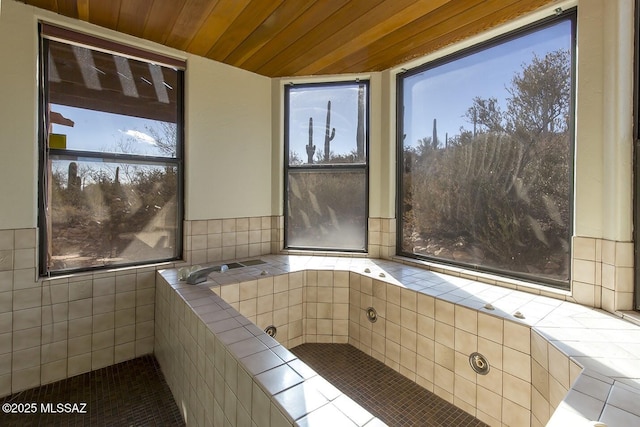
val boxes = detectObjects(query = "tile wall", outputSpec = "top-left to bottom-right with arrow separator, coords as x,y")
184,217 -> 276,266
0,228 -> 157,398
571,237 -> 634,311
155,272 -> 312,427
208,271 -> 306,349
219,266 -> 570,427
530,330 -> 583,427
348,273 -> 537,426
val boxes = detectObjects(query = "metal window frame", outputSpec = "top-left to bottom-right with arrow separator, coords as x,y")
283,80 -> 370,252
396,9 -> 577,289
37,26 -> 185,277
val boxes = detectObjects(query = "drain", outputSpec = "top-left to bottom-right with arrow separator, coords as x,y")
365,307 -> 378,323
469,352 -> 490,375
264,325 -> 277,338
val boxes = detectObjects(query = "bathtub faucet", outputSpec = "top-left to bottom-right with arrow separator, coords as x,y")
186,264 -> 229,285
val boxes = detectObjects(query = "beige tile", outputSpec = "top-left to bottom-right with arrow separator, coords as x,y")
478,313 -> 503,344
455,305 -> 478,334
435,342 -> 455,371
12,346 -> 40,371
476,385 -> 501,419
115,291 -> 135,310
41,359 -> 67,385
0,271 -> 12,293
502,398 -> 530,427
41,340 -> 67,363
454,374 -> 476,407
549,375 -> 568,410
67,351 -> 91,377
0,250 -> 13,272
68,334 -> 91,357
573,237 -> 596,261
114,342 -> 135,363
93,295 -> 115,315
434,364 -> 454,394
435,321 -> 454,348
92,347 -> 114,370
13,249 -> 35,269
615,241 -> 634,268
12,366 -> 40,393
13,288 -> 41,311
504,372 -> 531,409
0,332 -> 10,354
69,298 -> 92,320
0,230 -> 13,250
12,326 -> 40,351
93,312 -> 115,333
548,344 -> 569,388
69,316 -> 92,338
454,328 -> 477,355
14,229 -> 36,250
532,359 -> 550,400
503,347 -> 530,382
573,259 -> 595,285
571,281 -> 595,307
477,336 -> 502,370
12,268 -> 38,290
435,300 -> 455,325
503,320 -> 530,354
12,307 -> 41,331
601,239 -> 615,264
69,280 -> 93,301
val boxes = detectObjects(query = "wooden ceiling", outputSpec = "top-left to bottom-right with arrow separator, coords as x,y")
22,0 -> 557,78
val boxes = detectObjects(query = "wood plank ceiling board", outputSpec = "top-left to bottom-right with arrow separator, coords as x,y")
55,0 -> 80,19
336,0 -> 555,74
234,0 -> 350,73
20,0 -> 559,77
165,0 -> 220,52
295,0 -> 450,76
116,0 -> 153,39
142,0 -> 184,45
185,0 -> 251,57
256,0 -> 388,77
222,0 -> 316,67
204,0 -> 284,61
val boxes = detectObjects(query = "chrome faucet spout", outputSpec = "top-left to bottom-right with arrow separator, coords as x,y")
186,264 -> 228,285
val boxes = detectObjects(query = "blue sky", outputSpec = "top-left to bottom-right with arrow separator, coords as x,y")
51,104 -> 169,157
288,84 -> 364,162
402,19 -> 572,147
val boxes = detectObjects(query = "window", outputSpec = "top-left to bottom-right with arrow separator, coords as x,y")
38,25 -> 184,275
397,11 -> 575,286
284,81 -> 369,251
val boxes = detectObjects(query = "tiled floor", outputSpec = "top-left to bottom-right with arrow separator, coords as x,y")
0,355 -> 184,427
291,343 -> 488,427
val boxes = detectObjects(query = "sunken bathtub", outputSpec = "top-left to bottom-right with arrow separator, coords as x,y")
155,255 -> 640,427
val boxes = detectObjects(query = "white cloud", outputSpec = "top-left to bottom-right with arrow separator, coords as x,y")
121,129 -> 157,145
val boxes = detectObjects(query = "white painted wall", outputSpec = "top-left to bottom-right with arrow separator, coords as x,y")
0,0 -> 38,229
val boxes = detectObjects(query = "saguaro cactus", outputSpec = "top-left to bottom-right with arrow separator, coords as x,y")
306,117 -> 316,164
323,100 -> 335,162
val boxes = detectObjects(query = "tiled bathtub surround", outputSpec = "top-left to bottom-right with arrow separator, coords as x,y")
0,228 -> 161,399
155,266 -> 385,427
156,255 -> 640,427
